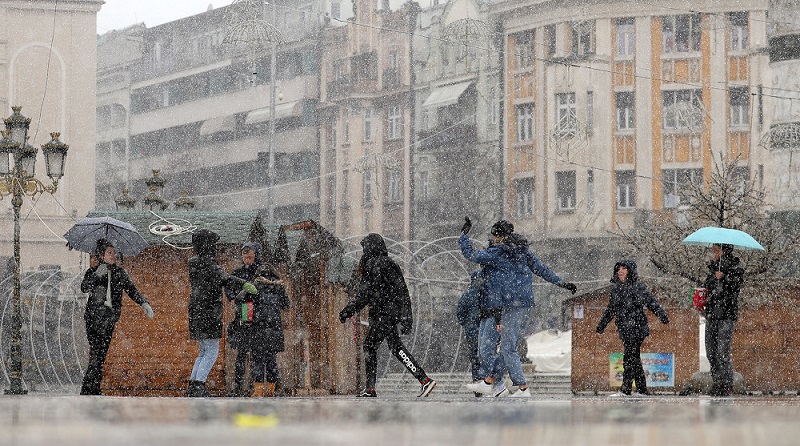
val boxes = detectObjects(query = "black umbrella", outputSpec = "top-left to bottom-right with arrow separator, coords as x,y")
64,216 -> 149,257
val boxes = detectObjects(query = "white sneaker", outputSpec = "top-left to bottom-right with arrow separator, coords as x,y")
509,388 -> 531,398
491,381 -> 509,397
609,391 -> 630,398
465,380 -> 494,394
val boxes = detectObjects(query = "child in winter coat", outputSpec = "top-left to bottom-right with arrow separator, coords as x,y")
596,260 -> 669,396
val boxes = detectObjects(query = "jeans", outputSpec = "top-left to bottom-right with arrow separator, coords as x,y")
706,318 -> 736,389
499,306 -> 531,387
80,311 -> 116,395
477,316 -> 504,381
191,338 -> 220,382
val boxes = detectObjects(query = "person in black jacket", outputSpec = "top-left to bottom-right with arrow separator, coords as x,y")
456,269 -> 483,391
226,242 -> 289,397
702,243 -> 744,397
339,233 -> 436,398
187,229 -> 257,397
79,238 -> 154,395
596,260 -> 669,396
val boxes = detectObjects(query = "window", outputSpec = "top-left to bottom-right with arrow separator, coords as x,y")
616,91 -> 635,130
586,91 -> 594,135
587,170 -> 595,210
363,108 -> 373,141
327,122 -> 337,148
362,170 -> 373,206
387,170 -> 402,202
571,20 -> 596,57
514,177 -> 535,217
514,31 -> 535,69
388,106 -> 402,140
516,103 -> 535,142
342,109 -> 350,143
662,89 -> 703,130
556,170 -> 576,211
662,168 -> 703,208
615,18 -> 635,58
731,166 -> 751,195
327,176 -> 337,212
729,12 -> 749,51
330,2 -> 341,20
616,170 -> 636,209
555,92 -> 577,137
419,171 -> 429,199
545,25 -> 557,58
662,14 -> 701,53
729,87 -> 750,127
490,88 -> 499,125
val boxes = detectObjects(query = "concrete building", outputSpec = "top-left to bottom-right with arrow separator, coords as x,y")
0,0 -> 102,270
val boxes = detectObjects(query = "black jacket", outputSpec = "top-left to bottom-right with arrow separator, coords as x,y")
702,254 -> 744,321
188,255 -> 247,340
81,263 -> 148,323
227,263 -> 290,352
596,260 -> 669,341
339,233 -> 413,330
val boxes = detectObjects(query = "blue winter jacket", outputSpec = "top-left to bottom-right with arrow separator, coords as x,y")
459,233 -> 562,309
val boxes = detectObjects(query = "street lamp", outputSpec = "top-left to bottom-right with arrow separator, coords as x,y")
0,106 -> 69,395
142,169 -> 167,211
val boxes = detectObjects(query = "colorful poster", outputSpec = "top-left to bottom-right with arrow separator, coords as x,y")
609,352 -> 675,387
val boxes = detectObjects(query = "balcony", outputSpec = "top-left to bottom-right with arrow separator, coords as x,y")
383,68 -> 401,91
417,123 -> 477,151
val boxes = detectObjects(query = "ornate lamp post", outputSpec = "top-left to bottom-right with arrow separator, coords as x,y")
142,169 -> 167,211
114,187 -> 137,211
0,106 -> 68,395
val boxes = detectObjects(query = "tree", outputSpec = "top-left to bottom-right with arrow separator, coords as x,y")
618,157 -> 800,306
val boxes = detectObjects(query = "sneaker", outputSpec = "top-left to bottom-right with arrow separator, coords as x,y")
418,379 -> 437,397
491,381 -> 509,397
357,389 -> 377,397
509,387 -> 531,398
465,380 -> 494,394
609,391 -> 630,398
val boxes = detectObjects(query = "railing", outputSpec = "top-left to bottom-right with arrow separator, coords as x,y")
417,123 -> 477,151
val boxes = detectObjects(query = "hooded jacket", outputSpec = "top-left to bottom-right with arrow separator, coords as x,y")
596,260 -> 669,341
339,233 -> 413,330
456,270 -> 483,339
459,233 -> 562,309
702,253 -> 744,321
81,263 -> 148,322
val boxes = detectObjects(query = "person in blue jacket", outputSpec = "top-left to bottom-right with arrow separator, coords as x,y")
460,218 -> 576,397
456,269 -> 483,393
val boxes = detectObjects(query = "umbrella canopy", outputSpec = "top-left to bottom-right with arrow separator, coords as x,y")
64,216 -> 149,257
681,226 -> 765,251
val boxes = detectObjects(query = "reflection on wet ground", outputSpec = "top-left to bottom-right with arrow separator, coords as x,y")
1,395 -> 798,445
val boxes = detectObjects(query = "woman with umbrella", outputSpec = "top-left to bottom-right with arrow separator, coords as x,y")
79,238 -> 154,395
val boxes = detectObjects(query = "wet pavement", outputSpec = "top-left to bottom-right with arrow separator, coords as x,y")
1,393 -> 799,446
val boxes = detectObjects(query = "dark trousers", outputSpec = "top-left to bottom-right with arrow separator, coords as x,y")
363,321 -> 427,390
621,337 -> 647,394
463,335 -> 480,382
233,329 -> 281,394
705,318 -> 736,390
81,312 -> 116,395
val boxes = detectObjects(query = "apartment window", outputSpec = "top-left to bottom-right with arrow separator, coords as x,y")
327,176 -> 337,212
662,168 -> 703,208
327,122 -> 337,148
571,20 -> 596,57
388,106 -> 402,140
729,87 -> 750,128
516,103 -> 535,142
729,12 -> 749,51
362,170 -> 373,206
662,89 -> 703,130
615,18 -> 635,58
616,91 -> 635,130
586,91 -> 594,135
363,108 -> 373,141
732,166 -> 751,195
387,169 -> 402,202
556,170 -> 577,211
514,31 -> 535,69
587,170 -> 595,210
662,14 -> 701,53
545,25 -> 557,58
342,109 -> 350,143
330,2 -> 341,20
555,92 -> 577,137
514,177 -> 535,218
419,171 -> 429,199
616,170 -> 636,209
490,88 -> 499,125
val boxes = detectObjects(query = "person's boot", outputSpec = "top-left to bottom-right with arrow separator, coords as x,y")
264,382 -> 276,397
252,383 -> 265,397
186,380 -> 200,397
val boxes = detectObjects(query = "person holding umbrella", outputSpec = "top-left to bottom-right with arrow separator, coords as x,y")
79,238 -> 154,395
703,243 -> 744,397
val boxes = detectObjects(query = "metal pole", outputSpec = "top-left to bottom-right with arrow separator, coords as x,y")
6,165 -> 27,395
267,0 -> 277,224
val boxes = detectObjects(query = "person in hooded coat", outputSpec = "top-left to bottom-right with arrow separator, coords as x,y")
456,269 -> 484,390
79,238 -> 154,395
339,233 -> 437,398
702,243 -> 744,397
226,241 -> 289,397
596,260 -> 669,396
187,229 -> 257,397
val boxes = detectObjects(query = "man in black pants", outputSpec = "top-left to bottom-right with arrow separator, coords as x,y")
339,233 -> 436,398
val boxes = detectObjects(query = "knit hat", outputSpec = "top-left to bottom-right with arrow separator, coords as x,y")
490,220 -> 514,238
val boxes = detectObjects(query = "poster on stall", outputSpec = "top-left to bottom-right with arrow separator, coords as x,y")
609,352 -> 674,387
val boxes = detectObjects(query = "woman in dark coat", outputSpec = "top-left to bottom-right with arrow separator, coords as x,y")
338,233 -> 436,398
226,241 -> 289,397
187,229 -> 256,397
80,238 -> 154,395
596,260 -> 669,396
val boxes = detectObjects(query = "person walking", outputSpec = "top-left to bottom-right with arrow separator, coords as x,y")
338,233 -> 437,398
456,269 -> 483,395
461,218 -> 576,398
187,229 -> 257,397
596,260 -> 669,396
226,242 -> 289,397
79,238 -> 154,395
702,243 -> 744,397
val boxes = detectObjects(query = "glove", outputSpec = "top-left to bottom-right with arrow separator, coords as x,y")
461,217 -> 472,235
242,282 -> 258,295
559,282 -> 577,294
338,309 -> 350,323
94,263 -> 108,278
660,315 -> 669,324
142,302 -> 154,319
596,326 -> 604,334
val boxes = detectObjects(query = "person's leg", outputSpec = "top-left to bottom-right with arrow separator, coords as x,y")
629,338 -> 648,394
191,338 -> 221,382
233,334 -> 250,396
499,306 -> 529,389
464,335 -> 480,382
386,326 -> 427,383
477,317 -> 501,381
362,322 -> 388,392
717,319 -> 736,394
620,337 -> 637,395
81,315 -> 115,395
705,319 -> 721,393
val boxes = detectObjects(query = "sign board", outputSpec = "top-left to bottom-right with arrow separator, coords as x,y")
609,352 -> 674,387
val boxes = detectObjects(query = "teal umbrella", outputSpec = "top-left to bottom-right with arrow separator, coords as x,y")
681,227 -> 765,251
